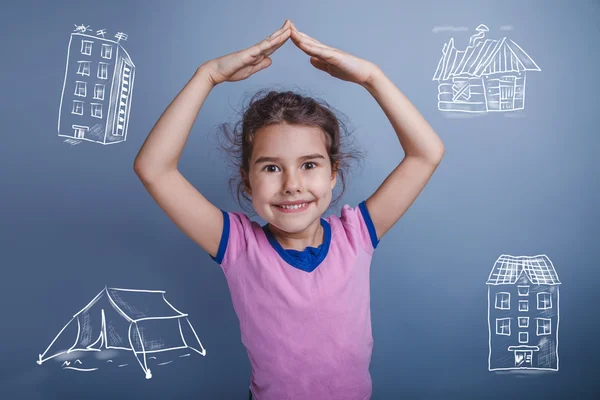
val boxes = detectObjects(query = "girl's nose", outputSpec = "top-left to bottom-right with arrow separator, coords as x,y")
282,172 -> 303,193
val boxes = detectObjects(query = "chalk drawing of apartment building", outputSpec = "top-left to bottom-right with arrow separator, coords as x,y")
58,26 -> 135,144
432,24 -> 541,113
487,254 -> 560,371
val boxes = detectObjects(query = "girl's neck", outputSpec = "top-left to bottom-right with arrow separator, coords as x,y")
270,222 -> 323,251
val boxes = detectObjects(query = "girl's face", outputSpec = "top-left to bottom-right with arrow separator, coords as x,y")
243,123 -> 337,236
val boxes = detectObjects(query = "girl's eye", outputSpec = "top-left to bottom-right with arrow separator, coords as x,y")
263,162 -> 317,173
264,165 -> 279,173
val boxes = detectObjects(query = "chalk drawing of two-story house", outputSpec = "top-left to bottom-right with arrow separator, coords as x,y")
58,28 -> 135,145
432,24 -> 541,113
487,254 -> 560,371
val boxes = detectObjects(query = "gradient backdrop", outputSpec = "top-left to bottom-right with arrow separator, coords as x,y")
1,0 -> 598,398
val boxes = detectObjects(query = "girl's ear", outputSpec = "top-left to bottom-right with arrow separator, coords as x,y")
331,161 -> 338,187
240,167 -> 252,196
331,160 -> 339,175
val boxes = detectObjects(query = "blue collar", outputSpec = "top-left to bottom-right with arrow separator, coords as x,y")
262,219 -> 331,272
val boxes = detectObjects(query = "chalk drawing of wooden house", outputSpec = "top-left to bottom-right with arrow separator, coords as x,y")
432,24 -> 541,113
486,254 -> 560,371
58,25 -> 135,145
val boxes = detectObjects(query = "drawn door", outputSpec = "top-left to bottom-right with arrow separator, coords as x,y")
499,77 -> 516,110
514,350 -> 532,367
73,125 -> 88,139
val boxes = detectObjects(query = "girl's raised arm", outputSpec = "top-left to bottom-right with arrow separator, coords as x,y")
133,21 -> 291,258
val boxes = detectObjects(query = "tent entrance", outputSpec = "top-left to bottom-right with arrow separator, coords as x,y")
86,309 -> 107,350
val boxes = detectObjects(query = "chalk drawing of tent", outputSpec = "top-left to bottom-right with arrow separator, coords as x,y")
37,286 -> 206,379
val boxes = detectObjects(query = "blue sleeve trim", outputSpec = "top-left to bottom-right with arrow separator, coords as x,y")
210,209 -> 230,264
358,200 -> 379,250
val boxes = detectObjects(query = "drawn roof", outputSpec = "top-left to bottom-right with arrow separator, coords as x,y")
74,287 -> 186,322
486,254 -> 561,285
432,35 -> 541,82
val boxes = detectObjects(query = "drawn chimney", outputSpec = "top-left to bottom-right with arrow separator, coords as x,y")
468,24 -> 489,47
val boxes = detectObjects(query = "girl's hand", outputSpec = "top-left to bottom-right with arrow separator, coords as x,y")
289,22 -> 380,87
202,20 -> 291,86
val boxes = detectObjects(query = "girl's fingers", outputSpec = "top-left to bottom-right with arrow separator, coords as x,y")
263,29 -> 290,56
266,20 -> 291,42
298,40 -> 339,65
291,31 -> 337,63
296,31 -> 322,46
249,27 -> 290,59
290,23 -> 329,49
268,27 -> 291,45
289,24 -> 341,64
264,28 -> 291,51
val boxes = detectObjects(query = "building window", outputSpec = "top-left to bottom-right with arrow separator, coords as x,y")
98,62 -> 109,79
452,78 -> 471,100
495,292 -> 510,310
536,318 -> 551,336
518,317 -> 529,328
518,300 -> 528,312
81,40 -> 93,55
518,332 -> 528,344
94,84 -> 105,100
72,125 -> 88,139
77,61 -> 91,76
91,103 -> 102,118
74,81 -> 86,97
496,318 -> 511,336
518,286 -> 529,296
72,100 -> 84,115
537,292 -> 552,310
101,44 -> 113,59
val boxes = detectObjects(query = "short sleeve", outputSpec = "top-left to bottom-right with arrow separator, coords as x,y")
339,200 -> 380,255
210,210 -> 250,269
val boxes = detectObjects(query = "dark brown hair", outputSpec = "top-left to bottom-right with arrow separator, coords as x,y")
213,87 -> 367,218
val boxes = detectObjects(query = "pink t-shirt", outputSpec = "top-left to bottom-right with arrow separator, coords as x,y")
210,201 -> 380,400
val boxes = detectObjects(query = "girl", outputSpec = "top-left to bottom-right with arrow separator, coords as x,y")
134,19 -> 445,400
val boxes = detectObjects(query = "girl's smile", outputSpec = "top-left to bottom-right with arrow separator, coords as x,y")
274,201 -> 314,213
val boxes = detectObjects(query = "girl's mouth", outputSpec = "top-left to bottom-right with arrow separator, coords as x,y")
274,201 -> 313,213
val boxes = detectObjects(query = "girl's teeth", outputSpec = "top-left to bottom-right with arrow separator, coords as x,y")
279,202 -> 308,210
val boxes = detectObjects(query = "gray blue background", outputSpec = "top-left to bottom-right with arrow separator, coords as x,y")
1,0 -> 598,398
